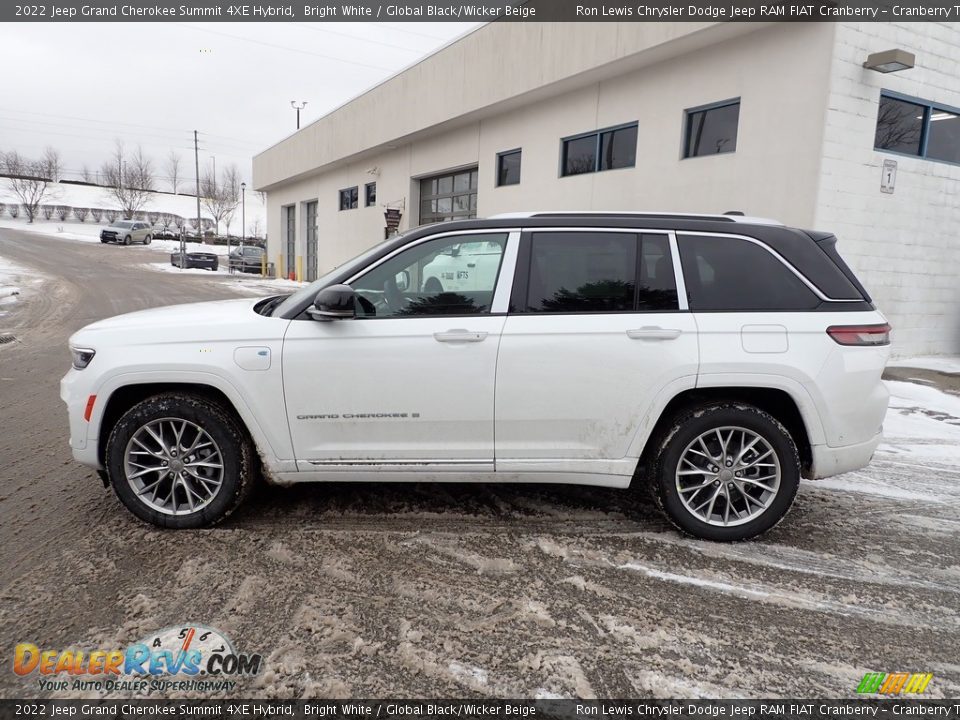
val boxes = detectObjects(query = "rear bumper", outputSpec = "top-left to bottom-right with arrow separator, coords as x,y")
809,431 -> 882,479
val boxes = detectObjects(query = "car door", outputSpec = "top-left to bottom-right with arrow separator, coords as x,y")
494,229 -> 699,476
282,230 -> 518,470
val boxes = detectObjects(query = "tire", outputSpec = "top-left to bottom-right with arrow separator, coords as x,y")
124,235 -> 132,246
423,277 -> 443,293
648,403 -> 800,541
144,235 -> 152,245
105,393 -> 255,529
100,239 -> 108,244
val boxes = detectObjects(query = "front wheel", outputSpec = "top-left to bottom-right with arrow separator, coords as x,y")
649,403 -> 800,541
123,235 -> 132,246
105,393 -> 255,528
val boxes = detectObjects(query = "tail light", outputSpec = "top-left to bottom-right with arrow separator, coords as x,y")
826,323 -> 891,346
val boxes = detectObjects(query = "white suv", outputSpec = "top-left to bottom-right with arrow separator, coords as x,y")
61,212 -> 891,540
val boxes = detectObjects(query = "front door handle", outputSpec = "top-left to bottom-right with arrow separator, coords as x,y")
627,327 -> 682,341
434,329 -> 488,343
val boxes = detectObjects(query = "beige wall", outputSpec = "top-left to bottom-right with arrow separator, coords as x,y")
260,22 -> 836,278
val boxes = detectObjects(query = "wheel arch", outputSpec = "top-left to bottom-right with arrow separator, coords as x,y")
95,381 -> 279,478
635,386 -> 816,480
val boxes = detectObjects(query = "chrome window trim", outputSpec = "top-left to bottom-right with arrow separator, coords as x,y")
675,230 -> 861,303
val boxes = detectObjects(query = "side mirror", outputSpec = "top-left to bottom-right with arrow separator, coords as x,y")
308,284 -> 356,320
395,270 -> 410,292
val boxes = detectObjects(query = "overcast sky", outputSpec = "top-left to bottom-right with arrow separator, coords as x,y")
0,22 -> 480,188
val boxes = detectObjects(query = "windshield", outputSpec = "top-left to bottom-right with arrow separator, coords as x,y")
270,233 -> 405,317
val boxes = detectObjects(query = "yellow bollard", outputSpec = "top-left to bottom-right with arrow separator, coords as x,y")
297,256 -> 303,283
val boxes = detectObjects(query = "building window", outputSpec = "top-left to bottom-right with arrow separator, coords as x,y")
365,182 -> 377,207
339,187 -> 358,211
875,92 -> 960,164
561,123 -> 637,176
496,149 -> 521,186
419,168 -> 478,225
684,99 -> 740,158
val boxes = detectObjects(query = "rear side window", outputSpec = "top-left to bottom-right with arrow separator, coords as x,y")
678,234 -> 819,311
522,232 -> 678,313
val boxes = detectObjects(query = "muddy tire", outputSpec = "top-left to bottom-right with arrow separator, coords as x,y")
105,393 -> 254,529
649,403 -> 800,541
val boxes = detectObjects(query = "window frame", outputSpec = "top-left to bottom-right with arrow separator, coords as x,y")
343,228 -> 521,318
508,228 -> 684,315
338,186 -> 358,211
496,148 -> 522,187
364,182 -> 377,207
875,90 -> 960,166
682,98 -> 741,159
559,122 -> 638,177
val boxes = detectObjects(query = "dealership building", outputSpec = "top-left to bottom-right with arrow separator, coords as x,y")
252,21 -> 960,356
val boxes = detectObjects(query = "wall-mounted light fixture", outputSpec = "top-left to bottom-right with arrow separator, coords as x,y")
863,49 -> 915,73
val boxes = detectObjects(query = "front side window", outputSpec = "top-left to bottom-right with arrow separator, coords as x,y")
352,233 -> 508,318
523,232 -> 677,313
339,187 -> 358,211
678,234 -> 819,311
561,124 -> 637,176
684,100 -> 740,158
497,149 -> 521,186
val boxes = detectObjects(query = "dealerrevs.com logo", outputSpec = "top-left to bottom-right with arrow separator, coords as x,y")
13,625 -> 262,694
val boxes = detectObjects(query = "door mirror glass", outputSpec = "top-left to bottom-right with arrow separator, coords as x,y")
309,284 -> 356,320
395,271 -> 410,292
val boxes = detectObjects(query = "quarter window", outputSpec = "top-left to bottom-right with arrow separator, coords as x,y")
561,124 -> 637,176
522,232 -> 678,313
496,149 -> 521,186
684,100 -> 740,158
678,235 -> 819,311
339,187 -> 358,211
352,233 -> 508,319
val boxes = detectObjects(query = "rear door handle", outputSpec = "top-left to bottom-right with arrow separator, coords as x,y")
627,327 -> 682,341
434,329 -> 488,343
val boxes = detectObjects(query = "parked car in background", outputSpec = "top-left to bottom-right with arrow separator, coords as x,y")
228,246 -> 265,274
100,221 -> 153,245
170,251 -> 218,271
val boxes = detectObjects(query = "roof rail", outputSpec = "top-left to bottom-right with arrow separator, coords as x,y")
487,211 -> 784,225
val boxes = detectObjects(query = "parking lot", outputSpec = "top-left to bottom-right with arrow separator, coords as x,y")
1,227 -> 958,700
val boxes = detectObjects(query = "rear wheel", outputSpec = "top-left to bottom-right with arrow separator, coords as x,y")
105,393 -> 254,529
144,235 -> 152,245
423,277 -> 443,293
649,403 -> 800,541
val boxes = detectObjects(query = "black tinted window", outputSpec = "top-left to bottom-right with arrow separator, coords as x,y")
562,136 -> 596,176
685,101 -> 740,158
526,232 -> 637,313
599,125 -> 638,170
678,235 -> 819,311
637,234 -> 679,311
497,150 -> 521,186
926,109 -> 960,164
874,96 -> 924,155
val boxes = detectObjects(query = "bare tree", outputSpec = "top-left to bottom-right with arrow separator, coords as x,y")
91,208 -> 103,223
56,205 -> 70,221
2,152 -> 52,223
100,141 -> 155,218
74,207 -> 89,222
165,150 -> 182,194
200,164 -> 240,237
41,205 -> 54,220
42,147 -> 62,182
249,217 -> 262,239
81,164 -> 93,183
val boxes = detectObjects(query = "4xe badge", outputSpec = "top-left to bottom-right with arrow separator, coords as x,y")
13,624 -> 262,694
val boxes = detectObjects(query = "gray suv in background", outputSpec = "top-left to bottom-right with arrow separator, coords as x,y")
100,220 -> 153,245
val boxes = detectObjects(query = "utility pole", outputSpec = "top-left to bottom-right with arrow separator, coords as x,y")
194,130 -> 202,248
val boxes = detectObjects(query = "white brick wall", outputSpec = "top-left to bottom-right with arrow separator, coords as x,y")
814,23 -> 960,356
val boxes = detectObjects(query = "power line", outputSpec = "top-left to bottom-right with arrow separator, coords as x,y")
291,22 -> 426,53
174,23 -> 397,72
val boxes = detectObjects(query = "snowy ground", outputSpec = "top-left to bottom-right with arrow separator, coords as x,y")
0,255 -> 44,323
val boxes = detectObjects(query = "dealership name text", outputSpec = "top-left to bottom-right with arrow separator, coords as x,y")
576,3 -> 960,16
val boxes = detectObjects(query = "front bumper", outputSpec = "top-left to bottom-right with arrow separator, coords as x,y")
809,431 -> 882,479
60,369 -> 102,469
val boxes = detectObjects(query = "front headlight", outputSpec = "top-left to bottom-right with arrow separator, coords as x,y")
71,347 -> 96,370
